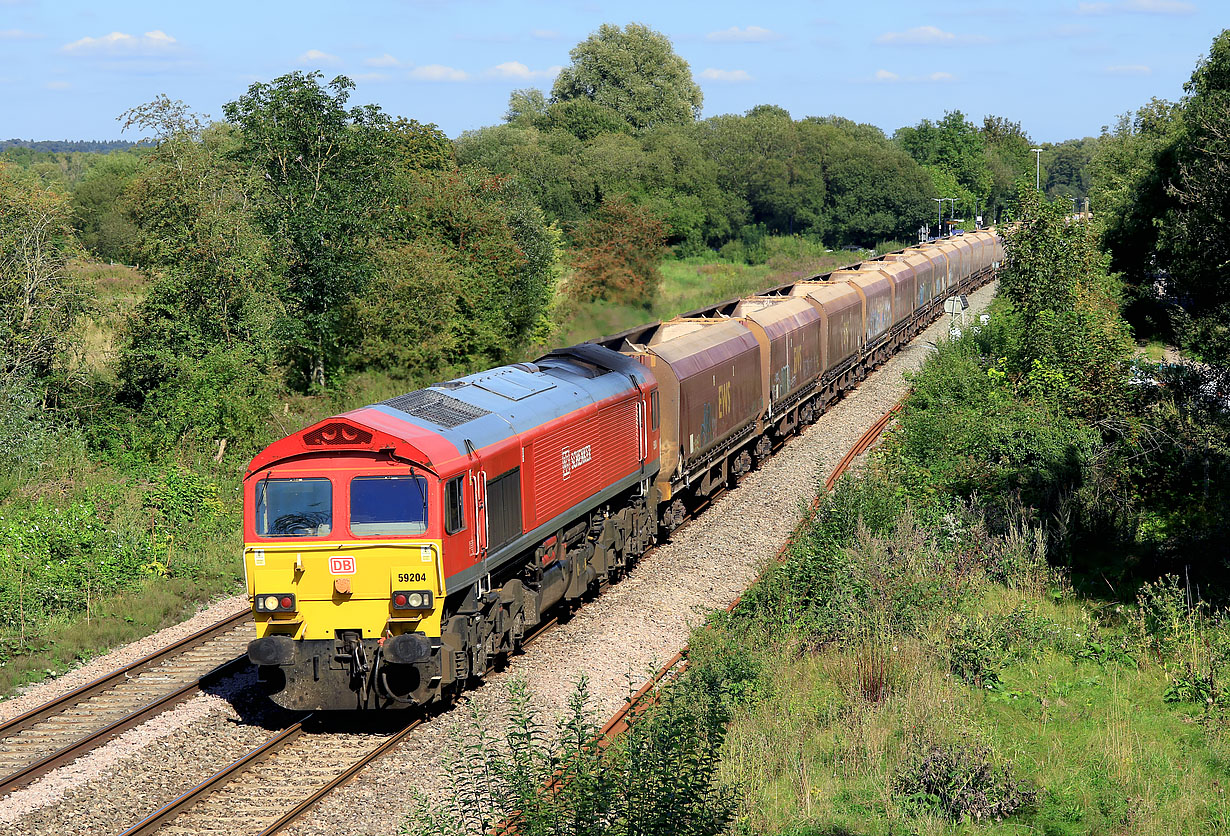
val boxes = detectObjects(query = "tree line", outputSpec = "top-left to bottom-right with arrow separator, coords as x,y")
0,22 -> 1101,463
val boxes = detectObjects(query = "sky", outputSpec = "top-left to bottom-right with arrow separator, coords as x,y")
0,0 -> 1223,144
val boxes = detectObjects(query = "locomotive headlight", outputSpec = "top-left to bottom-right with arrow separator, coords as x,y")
262,596 -> 278,611
407,593 -> 424,608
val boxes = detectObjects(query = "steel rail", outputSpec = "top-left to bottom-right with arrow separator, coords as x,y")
117,610 -> 565,836
0,608 -> 250,739
0,609 -> 252,797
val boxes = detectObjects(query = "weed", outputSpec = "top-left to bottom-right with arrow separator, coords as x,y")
891,739 -> 1037,823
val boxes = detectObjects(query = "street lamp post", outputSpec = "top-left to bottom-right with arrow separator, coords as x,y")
1032,148 -> 1043,191
933,198 -> 943,237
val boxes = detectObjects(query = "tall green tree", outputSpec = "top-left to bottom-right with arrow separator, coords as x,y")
223,72 -> 393,387
896,111 -> 992,210
551,23 -> 702,133
0,162 -> 85,387
999,185 -> 1131,419
116,96 -> 285,446
1162,29 -> 1230,360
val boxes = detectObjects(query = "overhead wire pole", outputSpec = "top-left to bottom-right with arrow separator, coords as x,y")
1032,148 -> 1043,191
933,197 -> 943,238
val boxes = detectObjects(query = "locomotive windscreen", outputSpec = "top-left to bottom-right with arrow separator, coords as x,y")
349,475 -> 428,535
255,477 -> 333,537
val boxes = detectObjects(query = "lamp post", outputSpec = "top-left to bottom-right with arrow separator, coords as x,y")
1032,148 -> 1043,191
933,198 -> 944,237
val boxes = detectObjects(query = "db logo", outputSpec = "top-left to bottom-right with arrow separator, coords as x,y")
329,556 -> 356,575
561,444 -> 592,480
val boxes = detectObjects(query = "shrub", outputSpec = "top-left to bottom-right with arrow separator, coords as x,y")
892,740 -> 1037,822
568,195 -> 667,306
403,677 -> 734,836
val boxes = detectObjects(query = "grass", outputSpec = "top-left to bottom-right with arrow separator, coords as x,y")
69,260 -> 148,373
714,573 -> 1228,834
550,237 -> 899,348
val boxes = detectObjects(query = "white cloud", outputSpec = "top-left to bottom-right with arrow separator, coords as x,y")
410,64 -> 468,82
44,80 -> 70,90
62,30 -> 179,55
297,49 -> 340,66
530,29 -> 561,40
353,72 -> 390,82
1079,0 -> 1194,13
706,25 -> 781,43
871,68 -> 958,83
0,29 -> 39,40
364,53 -> 400,67
1105,63 -> 1152,74
1125,0 -> 1194,12
487,61 -> 562,80
699,68 -> 753,82
876,25 -> 988,45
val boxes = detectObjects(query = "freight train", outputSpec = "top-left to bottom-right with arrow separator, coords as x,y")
243,231 -> 1003,710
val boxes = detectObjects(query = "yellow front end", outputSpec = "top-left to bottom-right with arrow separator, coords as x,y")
244,540 -> 445,641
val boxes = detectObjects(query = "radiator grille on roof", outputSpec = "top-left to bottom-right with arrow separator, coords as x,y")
383,389 -> 492,429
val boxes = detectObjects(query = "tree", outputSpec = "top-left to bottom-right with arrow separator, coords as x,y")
0,162 -> 85,387
998,185 -> 1131,419
551,23 -> 702,133
70,151 -> 141,262
1088,97 -> 1182,329
568,196 -> 666,305
116,98 -> 285,446
1162,29 -> 1230,360
895,111 -> 992,207
223,72 -> 393,387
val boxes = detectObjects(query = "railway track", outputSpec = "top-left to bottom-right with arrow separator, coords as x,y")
0,610 -> 252,799
117,614 -> 561,836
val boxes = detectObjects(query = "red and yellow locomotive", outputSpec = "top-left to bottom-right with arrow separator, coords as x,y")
244,345 -> 659,709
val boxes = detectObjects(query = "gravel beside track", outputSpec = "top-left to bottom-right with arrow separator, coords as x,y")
0,281 -> 995,836
0,595 -> 249,724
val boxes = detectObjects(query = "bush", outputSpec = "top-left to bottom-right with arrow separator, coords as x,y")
568,196 -> 666,306
892,740 -> 1037,822
403,677 -> 734,836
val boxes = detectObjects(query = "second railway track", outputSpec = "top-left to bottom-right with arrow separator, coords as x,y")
0,609 -> 252,798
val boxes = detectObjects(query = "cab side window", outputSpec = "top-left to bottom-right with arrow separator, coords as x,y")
445,475 -> 466,534
650,390 -> 660,430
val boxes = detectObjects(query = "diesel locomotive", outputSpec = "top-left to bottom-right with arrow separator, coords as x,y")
243,231 -> 1003,710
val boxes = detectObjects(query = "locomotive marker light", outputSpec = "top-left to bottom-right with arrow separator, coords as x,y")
255,593 -> 296,613
391,590 -> 433,610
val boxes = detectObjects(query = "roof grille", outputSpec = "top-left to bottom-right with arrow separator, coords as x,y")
383,389 -> 492,429
304,422 -> 373,446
